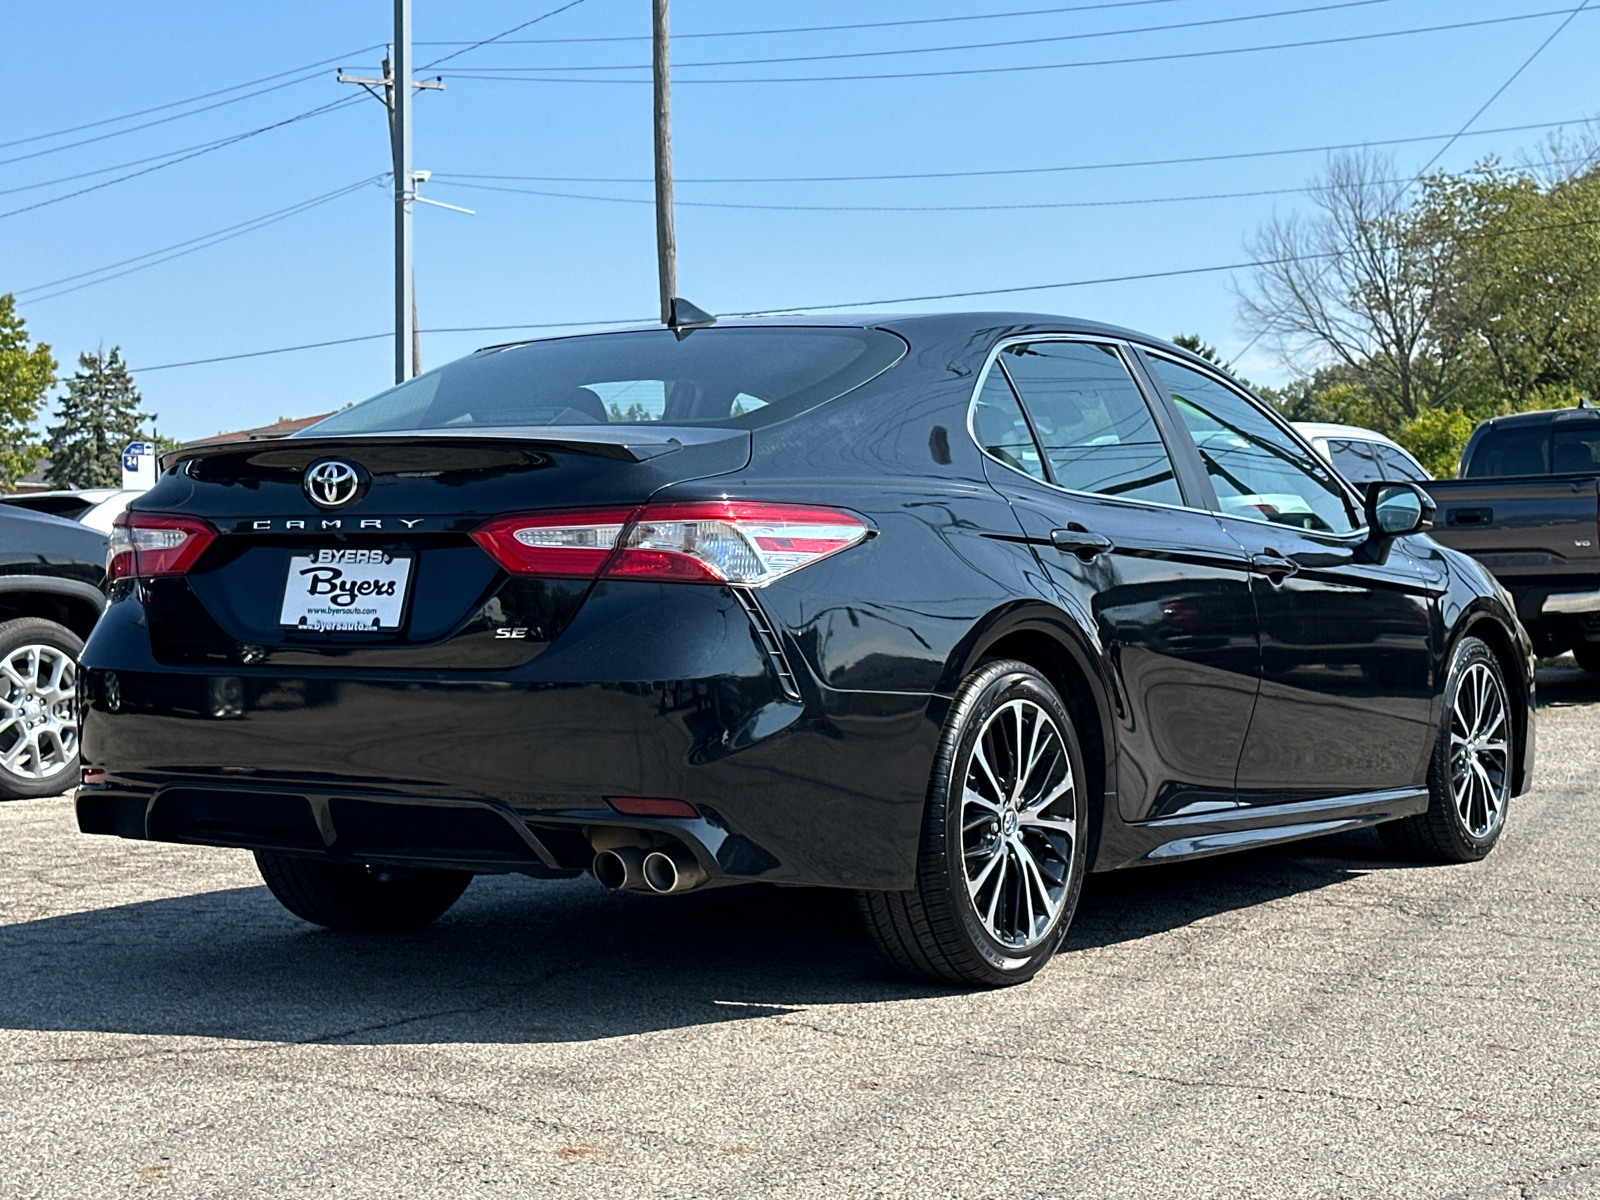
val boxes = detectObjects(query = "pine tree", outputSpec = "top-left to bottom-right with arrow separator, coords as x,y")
0,294 -> 55,491
45,347 -> 153,489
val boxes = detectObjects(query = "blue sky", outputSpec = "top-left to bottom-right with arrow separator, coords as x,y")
5,0 -> 1596,442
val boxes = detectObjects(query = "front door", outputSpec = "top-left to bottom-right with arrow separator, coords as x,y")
972,339 -> 1261,823
1143,354 -> 1437,803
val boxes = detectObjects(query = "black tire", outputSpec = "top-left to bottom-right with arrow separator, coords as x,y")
857,659 -> 1089,987
0,617 -> 84,800
1573,644 -> 1600,673
1379,635 -> 1512,863
254,851 -> 472,932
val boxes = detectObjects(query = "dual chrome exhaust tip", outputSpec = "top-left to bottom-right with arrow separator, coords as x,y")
591,843 -> 708,895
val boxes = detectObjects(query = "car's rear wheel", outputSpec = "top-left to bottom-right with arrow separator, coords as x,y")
1379,635 -> 1512,863
0,617 -> 83,800
857,659 -> 1088,987
254,851 -> 472,932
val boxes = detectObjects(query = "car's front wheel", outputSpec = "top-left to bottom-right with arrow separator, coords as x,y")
254,852 -> 473,932
0,617 -> 83,800
1380,635 -> 1513,863
858,659 -> 1089,987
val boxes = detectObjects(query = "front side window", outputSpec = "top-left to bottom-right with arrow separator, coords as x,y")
997,341 -> 1183,506
307,327 -> 905,434
1152,358 -> 1358,535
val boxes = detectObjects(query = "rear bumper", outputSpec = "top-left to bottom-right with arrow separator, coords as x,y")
78,583 -> 944,890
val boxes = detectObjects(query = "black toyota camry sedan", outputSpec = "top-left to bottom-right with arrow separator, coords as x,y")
76,313 -> 1534,986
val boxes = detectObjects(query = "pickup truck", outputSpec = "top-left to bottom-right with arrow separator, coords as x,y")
1423,403 -> 1600,668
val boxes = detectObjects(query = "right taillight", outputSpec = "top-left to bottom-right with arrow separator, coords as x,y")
470,502 -> 870,587
108,511 -> 218,581
605,502 -> 870,585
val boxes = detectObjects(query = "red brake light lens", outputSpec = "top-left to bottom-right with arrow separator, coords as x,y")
470,508 -> 637,578
471,502 -> 870,586
108,512 -> 218,580
604,502 -> 870,585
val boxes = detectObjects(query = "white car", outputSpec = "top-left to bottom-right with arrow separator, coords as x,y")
0,488 -> 141,534
1292,422 -> 1431,488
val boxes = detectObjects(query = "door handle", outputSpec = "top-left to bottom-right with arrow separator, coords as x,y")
1248,550 -> 1300,581
1050,527 -> 1113,561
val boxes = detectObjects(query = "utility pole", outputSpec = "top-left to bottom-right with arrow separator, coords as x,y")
652,0 -> 675,327
393,0 -> 414,384
339,1 -> 443,384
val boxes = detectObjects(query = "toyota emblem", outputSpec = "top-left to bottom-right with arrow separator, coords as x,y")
302,458 -> 365,508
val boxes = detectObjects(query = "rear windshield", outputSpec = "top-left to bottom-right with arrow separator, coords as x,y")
306,326 -> 906,435
1465,425 -> 1550,477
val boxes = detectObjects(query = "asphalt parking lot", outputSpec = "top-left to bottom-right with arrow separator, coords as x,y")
2,667 -> 1597,1200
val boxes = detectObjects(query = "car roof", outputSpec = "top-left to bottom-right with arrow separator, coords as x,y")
1292,422 -> 1406,444
1474,405 -> 1600,429
473,311 -> 1210,362
0,488 -> 124,501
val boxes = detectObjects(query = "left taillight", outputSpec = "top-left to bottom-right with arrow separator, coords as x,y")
108,511 -> 218,581
471,502 -> 871,586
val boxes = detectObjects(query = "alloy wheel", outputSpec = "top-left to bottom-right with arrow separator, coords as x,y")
1449,660 -> 1509,839
0,643 -> 78,782
959,698 -> 1077,950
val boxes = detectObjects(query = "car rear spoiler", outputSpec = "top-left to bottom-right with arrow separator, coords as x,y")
159,426 -> 739,472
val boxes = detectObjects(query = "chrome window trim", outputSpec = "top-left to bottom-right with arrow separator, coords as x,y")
964,333 -> 1213,518
1139,347 -> 1373,542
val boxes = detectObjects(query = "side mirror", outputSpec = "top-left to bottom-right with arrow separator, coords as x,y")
1364,481 -> 1435,539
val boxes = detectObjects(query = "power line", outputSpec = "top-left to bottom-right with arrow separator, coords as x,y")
132,317 -> 650,372
415,0 -> 1194,45
126,209 -> 1600,373
418,0 -> 592,70
443,8 -> 1598,84
1233,0 -> 1593,362
427,158 -> 1596,214
0,68 -> 346,170
459,0 -> 1409,73
428,115 -> 1599,188
0,96 -> 364,220
17,176 -> 387,302
0,45 -> 384,152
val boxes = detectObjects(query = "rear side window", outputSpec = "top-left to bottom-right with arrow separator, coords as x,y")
972,368 -> 1046,480
1553,424 -> 1600,473
1466,426 -> 1550,477
308,327 -> 906,433
1325,438 -> 1383,486
997,341 -> 1183,506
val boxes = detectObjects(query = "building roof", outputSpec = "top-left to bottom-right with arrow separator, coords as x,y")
181,413 -> 333,449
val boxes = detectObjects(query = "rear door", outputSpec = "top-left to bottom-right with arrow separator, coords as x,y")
1141,353 -> 1437,803
972,339 -> 1260,823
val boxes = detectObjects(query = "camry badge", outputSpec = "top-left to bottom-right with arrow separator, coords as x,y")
303,458 -> 365,509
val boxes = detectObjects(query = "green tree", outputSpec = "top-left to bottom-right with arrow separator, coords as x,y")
0,294 -> 55,490
45,347 -> 153,488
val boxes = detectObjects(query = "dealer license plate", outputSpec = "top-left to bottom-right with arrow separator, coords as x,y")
279,548 -> 413,632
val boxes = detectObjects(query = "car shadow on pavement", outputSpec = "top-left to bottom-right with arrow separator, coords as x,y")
0,827 -> 1407,1047
1534,661 -> 1600,707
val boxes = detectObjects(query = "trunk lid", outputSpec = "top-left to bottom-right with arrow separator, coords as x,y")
138,428 -> 749,668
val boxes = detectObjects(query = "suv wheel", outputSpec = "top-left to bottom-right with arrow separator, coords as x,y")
1572,644 -> 1600,673
857,659 -> 1089,987
254,851 -> 473,932
0,617 -> 84,800
1380,635 -> 1512,862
